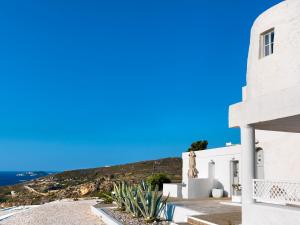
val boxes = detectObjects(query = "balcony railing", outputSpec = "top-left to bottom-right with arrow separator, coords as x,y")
253,179 -> 300,206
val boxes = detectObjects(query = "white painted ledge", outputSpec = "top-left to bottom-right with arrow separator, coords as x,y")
0,205 -> 40,221
163,203 -> 202,223
0,213 -> 15,221
91,206 -> 123,225
220,201 -> 242,207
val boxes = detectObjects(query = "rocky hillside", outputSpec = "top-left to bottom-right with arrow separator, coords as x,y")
0,157 -> 182,208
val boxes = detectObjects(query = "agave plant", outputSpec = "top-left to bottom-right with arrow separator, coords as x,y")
107,182 -> 126,210
134,183 -> 169,223
122,185 -> 141,217
108,181 -> 169,222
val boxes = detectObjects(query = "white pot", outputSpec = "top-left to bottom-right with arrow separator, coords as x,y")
212,189 -> 223,198
232,195 -> 242,203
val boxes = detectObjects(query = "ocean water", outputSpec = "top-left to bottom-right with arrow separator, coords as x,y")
0,171 -> 51,186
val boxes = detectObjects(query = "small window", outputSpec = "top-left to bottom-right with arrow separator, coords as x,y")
261,29 -> 274,58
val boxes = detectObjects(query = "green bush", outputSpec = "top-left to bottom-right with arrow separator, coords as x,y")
146,173 -> 171,191
0,196 -> 8,203
95,191 -> 113,204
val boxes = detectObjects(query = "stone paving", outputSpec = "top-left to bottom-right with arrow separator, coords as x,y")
169,198 -> 241,225
0,199 -> 104,225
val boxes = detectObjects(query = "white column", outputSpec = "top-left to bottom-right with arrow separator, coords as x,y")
241,125 -> 256,204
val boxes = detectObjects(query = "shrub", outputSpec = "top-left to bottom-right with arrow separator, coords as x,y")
94,191 -> 113,204
146,173 -> 171,191
0,196 -> 8,203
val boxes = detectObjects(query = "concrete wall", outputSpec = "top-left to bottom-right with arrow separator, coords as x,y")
230,1 -> 300,224
243,203 -> 300,225
181,178 -> 215,199
163,203 -> 201,223
246,0 -> 300,100
229,0 -> 300,128
182,145 -> 242,197
256,130 -> 300,181
163,183 -> 182,198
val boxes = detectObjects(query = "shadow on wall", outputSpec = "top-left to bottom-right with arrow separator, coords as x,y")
208,161 -> 215,179
213,180 -> 227,197
208,161 -> 228,197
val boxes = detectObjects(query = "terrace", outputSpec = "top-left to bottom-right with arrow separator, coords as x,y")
165,198 -> 241,225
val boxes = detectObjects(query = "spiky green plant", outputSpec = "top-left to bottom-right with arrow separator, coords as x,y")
107,182 -> 126,210
108,181 -> 168,222
133,183 -> 169,223
122,185 -> 141,217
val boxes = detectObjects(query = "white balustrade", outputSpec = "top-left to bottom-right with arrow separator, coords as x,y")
253,179 -> 300,206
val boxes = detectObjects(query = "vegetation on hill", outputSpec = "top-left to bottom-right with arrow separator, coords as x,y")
0,157 -> 182,208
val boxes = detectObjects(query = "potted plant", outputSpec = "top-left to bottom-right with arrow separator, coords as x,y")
232,184 -> 242,203
212,188 -> 224,198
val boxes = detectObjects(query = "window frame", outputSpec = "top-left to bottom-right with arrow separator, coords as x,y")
260,29 -> 275,58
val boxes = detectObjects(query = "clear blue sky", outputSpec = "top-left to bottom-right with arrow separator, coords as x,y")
0,0 -> 282,171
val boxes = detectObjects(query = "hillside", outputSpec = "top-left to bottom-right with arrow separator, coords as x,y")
0,157 -> 182,208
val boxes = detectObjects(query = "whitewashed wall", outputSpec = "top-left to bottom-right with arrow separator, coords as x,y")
182,145 -> 241,197
246,0 -> 300,100
256,130 -> 300,181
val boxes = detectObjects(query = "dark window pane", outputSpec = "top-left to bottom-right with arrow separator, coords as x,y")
271,43 -> 274,54
265,34 -> 270,45
271,32 -> 274,43
265,46 -> 270,56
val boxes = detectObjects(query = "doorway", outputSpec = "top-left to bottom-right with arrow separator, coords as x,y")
230,160 -> 239,196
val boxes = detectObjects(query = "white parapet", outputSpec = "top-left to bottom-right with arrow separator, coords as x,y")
253,179 -> 300,206
163,183 -> 183,198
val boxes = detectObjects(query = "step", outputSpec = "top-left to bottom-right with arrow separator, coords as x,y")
187,212 -> 241,225
188,216 -> 217,225
164,203 -> 201,223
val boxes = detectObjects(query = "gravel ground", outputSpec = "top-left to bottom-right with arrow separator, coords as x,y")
104,208 -> 169,225
0,199 -> 104,225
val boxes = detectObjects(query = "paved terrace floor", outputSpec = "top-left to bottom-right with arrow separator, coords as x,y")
169,198 -> 241,225
0,199 -> 104,225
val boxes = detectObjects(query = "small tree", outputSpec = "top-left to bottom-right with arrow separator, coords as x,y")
187,140 -> 208,152
146,173 -> 171,191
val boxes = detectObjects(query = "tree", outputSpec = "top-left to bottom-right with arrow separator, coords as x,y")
187,140 -> 208,152
146,173 -> 171,191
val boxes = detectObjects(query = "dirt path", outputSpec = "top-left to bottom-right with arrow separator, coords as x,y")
24,185 -> 48,196
0,199 -> 104,225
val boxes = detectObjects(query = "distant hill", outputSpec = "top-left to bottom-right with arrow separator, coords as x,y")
0,157 -> 182,208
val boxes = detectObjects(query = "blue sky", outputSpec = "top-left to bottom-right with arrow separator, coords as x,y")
0,0 -> 282,171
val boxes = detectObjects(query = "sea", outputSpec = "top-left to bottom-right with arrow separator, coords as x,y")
0,171 -> 53,186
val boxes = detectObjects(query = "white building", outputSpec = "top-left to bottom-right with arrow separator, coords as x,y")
164,1 -> 300,224
163,145 -> 242,199
229,0 -> 300,224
